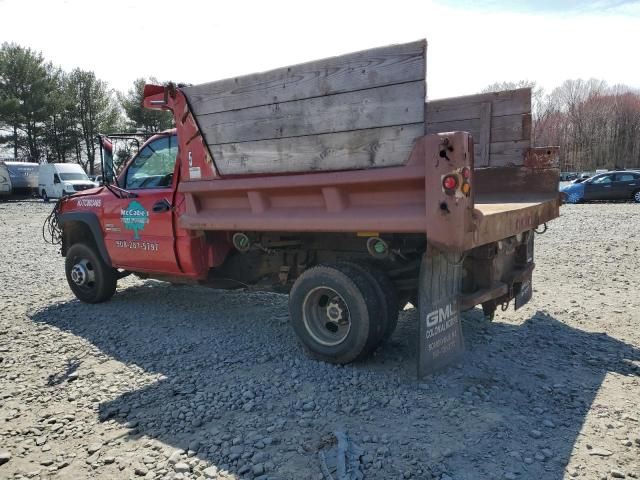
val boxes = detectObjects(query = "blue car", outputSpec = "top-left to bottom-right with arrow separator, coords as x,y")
560,171 -> 640,203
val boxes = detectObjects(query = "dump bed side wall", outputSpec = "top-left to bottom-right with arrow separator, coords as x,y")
425,88 -> 532,167
181,40 -> 426,176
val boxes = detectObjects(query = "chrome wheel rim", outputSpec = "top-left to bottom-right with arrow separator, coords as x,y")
302,287 -> 351,346
70,258 -> 96,289
634,191 -> 640,203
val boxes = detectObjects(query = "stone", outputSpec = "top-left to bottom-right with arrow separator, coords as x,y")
203,466 -> 218,478
252,463 -> 265,475
530,430 -> 543,439
167,450 -> 183,464
174,462 -> 190,473
588,448 -> 613,457
611,470 -> 626,479
135,466 -> 149,476
87,443 -> 102,454
0,450 -> 11,465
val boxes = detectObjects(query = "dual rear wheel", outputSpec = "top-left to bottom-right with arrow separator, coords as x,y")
288,263 -> 399,364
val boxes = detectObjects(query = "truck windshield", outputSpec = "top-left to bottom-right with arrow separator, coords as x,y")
126,135 -> 178,189
59,173 -> 89,181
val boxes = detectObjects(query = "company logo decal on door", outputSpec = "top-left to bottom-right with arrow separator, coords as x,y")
121,201 -> 149,240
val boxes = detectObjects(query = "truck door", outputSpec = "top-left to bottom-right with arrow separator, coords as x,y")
101,134 -> 182,274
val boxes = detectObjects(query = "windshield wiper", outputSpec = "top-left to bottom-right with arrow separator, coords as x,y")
104,184 -> 138,199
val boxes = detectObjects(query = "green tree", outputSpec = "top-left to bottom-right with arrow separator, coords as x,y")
0,42 -> 55,161
67,69 -> 121,174
42,68 -> 82,163
119,77 -> 173,133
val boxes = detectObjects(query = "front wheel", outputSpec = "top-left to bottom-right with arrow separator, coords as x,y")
65,243 -> 117,303
41,189 -> 49,202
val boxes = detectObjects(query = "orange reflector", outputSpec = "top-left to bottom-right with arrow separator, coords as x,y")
461,182 -> 471,194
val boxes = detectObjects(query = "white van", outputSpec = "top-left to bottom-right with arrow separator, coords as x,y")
0,162 -> 12,197
38,163 -> 97,201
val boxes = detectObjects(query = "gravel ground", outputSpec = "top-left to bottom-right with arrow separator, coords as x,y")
0,199 -> 639,480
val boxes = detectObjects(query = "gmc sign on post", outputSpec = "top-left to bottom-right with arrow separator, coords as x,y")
418,254 -> 465,377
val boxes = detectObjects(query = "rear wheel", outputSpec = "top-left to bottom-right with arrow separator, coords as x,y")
65,243 -> 117,303
288,264 -> 383,364
41,189 -> 49,202
342,262 -> 399,343
633,190 -> 640,203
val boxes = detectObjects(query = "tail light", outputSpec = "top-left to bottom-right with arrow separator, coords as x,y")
442,175 -> 458,191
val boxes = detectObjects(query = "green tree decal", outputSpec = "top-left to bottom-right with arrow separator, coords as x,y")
121,201 -> 148,240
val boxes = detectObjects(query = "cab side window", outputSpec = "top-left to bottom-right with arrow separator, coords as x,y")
125,135 -> 178,189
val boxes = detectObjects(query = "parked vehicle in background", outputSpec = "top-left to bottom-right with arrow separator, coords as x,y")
0,162 -> 12,198
38,163 -> 97,201
2,161 -> 39,196
560,172 -> 578,181
560,171 -> 640,203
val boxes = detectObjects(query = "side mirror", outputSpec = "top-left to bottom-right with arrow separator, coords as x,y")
104,149 -> 115,185
98,135 -> 115,185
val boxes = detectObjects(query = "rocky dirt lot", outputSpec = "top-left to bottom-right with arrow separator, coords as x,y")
0,200 -> 639,480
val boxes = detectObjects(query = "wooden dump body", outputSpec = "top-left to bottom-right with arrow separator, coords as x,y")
143,39 -> 559,251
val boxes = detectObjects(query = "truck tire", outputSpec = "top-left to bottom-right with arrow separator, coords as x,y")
41,189 -> 49,202
341,262 -> 399,343
288,264 -> 384,364
65,243 -> 117,303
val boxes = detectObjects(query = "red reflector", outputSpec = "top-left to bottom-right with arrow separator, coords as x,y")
462,167 -> 471,179
443,175 -> 458,190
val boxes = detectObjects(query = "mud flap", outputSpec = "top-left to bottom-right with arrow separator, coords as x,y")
418,251 -> 465,378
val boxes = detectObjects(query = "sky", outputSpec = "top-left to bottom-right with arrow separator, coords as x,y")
0,0 -> 639,99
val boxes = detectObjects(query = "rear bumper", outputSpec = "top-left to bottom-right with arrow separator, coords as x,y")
458,229 -> 537,311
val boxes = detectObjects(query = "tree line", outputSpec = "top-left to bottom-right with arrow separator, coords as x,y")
483,80 -> 640,172
0,43 -> 173,174
2,42 -> 639,174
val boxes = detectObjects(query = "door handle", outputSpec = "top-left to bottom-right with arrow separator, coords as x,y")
152,199 -> 172,213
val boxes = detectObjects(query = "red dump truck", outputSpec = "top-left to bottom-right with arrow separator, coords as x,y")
48,40 -> 560,374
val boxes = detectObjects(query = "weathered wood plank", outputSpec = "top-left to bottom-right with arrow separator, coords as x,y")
478,102 -> 492,167
209,124 -> 424,175
472,140 -> 530,166
425,113 -> 532,143
183,40 -> 426,116
198,82 -> 425,145
426,88 -> 531,123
